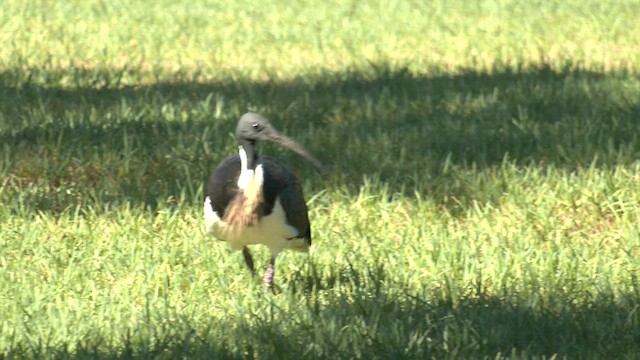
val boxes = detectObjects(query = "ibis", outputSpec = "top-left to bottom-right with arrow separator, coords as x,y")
204,113 -> 323,289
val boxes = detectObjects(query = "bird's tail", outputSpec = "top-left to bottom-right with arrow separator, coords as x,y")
288,237 -> 311,252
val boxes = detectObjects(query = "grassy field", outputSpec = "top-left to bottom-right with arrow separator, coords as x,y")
1,0 -> 640,358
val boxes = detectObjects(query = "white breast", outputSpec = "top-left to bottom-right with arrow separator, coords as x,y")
204,196 -> 303,256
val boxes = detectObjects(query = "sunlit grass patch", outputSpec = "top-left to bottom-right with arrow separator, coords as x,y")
1,0 -> 640,358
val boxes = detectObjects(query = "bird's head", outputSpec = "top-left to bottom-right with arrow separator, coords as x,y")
235,112 -> 276,145
235,112 -> 324,172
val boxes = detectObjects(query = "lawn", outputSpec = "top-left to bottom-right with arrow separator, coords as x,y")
1,0 -> 639,358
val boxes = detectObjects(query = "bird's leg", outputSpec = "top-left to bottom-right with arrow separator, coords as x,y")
262,256 -> 276,289
242,246 -> 256,276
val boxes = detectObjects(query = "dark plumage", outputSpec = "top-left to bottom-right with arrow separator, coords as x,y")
206,155 -> 312,242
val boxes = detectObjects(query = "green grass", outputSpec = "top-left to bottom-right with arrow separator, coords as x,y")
1,0 -> 640,358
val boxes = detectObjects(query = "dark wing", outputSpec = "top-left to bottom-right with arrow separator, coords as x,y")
206,155 -> 311,243
261,157 -> 312,244
206,155 -> 241,217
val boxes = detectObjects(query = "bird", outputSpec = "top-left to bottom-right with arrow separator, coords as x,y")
204,112 -> 324,289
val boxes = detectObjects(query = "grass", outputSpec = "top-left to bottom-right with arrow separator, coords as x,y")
1,0 -> 640,358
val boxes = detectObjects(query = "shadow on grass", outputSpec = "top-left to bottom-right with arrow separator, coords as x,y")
2,66 -> 638,359
291,262 -> 640,358
4,268 -> 639,359
1,64 -> 639,212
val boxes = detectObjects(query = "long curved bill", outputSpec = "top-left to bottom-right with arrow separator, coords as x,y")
267,133 -> 325,173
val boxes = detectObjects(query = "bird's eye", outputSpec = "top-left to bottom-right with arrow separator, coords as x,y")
252,123 -> 260,130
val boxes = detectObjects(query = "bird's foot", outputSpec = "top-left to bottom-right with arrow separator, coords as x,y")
262,263 -> 275,289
